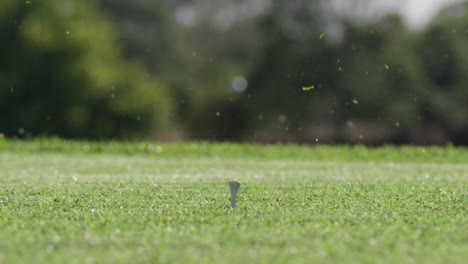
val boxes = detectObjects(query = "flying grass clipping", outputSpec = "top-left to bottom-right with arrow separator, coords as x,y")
302,85 -> 315,91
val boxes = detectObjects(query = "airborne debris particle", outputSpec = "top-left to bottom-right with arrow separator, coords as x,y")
352,99 -> 359,104
384,64 -> 390,70
302,85 -> 314,91
319,33 -> 325,40
155,146 -> 163,153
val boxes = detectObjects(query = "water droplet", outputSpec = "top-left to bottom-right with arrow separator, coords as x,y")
395,122 -> 400,127
156,146 -> 163,153
216,112 -> 220,117
231,76 -> 248,92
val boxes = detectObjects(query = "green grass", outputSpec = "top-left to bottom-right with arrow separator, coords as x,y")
0,139 -> 467,263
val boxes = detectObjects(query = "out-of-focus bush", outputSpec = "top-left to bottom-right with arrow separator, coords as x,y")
0,0 -> 172,139
415,7 -> 468,144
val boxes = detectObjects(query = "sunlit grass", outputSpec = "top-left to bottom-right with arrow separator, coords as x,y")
0,139 -> 467,263
1,137 -> 467,163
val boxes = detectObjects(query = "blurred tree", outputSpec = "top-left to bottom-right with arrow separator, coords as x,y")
242,1 -> 435,143
243,0 -> 339,134
97,0 -> 182,77
415,2 -> 468,144
334,15 -> 429,142
0,0 -> 172,139
168,0 -> 266,140
97,0 -> 192,123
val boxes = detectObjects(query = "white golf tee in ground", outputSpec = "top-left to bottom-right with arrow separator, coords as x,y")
229,181 -> 240,208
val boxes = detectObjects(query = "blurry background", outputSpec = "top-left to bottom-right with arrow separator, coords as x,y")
1,0 -> 468,145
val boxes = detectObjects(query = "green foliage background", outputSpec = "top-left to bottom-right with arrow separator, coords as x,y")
1,0 -> 468,144
0,0 -> 171,139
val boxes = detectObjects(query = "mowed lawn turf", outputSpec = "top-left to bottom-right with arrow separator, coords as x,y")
0,139 -> 467,263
